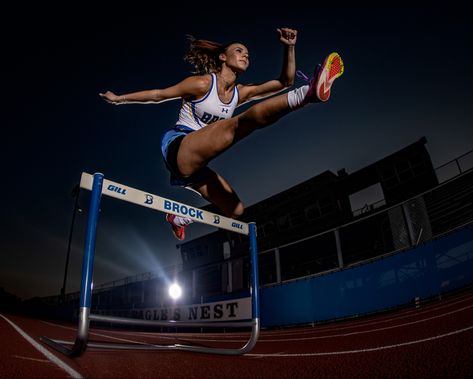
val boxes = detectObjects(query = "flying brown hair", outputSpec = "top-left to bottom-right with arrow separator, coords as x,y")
184,35 -> 245,74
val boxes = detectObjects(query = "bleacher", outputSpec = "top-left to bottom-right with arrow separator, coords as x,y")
424,169 -> 473,235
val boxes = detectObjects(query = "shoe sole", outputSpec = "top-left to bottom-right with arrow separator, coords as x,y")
166,214 -> 185,241
316,52 -> 344,102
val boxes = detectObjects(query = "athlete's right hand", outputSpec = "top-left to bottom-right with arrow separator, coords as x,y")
99,91 -> 123,105
277,27 -> 297,46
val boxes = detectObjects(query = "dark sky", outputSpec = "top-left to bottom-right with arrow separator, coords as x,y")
2,4 -> 472,299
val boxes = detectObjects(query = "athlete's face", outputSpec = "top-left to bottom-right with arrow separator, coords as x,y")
221,43 -> 250,73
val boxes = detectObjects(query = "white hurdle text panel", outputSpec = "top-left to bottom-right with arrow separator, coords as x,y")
80,172 -> 249,235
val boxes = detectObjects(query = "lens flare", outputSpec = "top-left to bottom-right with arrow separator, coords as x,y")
168,283 -> 182,299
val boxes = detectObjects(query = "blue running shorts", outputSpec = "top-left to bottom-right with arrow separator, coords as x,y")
161,125 -> 215,187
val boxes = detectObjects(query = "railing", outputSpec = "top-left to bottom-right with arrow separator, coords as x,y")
434,149 -> 473,183
350,149 -> 473,217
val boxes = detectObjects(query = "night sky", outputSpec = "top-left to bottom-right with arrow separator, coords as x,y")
2,4 -> 472,299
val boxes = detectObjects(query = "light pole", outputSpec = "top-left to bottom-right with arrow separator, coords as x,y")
60,184 -> 82,303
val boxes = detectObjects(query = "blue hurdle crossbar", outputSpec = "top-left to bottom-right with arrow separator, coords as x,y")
41,172 -> 260,357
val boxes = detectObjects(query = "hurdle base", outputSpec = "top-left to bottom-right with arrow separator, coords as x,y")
40,336 -> 87,357
41,318 -> 259,356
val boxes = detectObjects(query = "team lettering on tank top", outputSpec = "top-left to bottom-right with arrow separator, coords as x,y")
176,73 -> 239,131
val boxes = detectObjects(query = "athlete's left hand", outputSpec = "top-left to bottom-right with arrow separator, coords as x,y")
277,27 -> 297,46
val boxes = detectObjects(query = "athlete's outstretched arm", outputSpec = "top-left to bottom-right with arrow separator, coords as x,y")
277,27 -> 297,86
238,27 -> 297,105
99,75 -> 210,105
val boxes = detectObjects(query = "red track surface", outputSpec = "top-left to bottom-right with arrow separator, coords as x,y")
2,287 -> 473,378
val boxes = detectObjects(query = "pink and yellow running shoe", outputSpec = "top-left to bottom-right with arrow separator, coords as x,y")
166,213 -> 186,241
298,52 -> 344,103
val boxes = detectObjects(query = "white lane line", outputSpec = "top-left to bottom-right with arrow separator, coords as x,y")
254,303 -> 473,342
0,314 -> 83,379
13,355 -> 50,363
247,325 -> 473,357
42,321 -> 179,343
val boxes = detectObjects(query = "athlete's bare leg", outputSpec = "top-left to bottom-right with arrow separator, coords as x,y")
190,172 -> 244,219
177,94 -> 290,176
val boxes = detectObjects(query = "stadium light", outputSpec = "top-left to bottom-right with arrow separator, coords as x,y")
168,283 -> 182,300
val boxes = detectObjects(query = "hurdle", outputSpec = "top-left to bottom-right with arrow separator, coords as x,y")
41,172 -> 260,357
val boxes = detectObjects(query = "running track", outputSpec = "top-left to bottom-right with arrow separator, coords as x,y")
2,287 -> 473,378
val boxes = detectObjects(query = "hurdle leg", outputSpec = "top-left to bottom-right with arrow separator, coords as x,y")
41,173 -> 104,356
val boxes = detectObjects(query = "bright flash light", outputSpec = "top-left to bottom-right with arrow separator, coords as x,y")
168,283 -> 182,300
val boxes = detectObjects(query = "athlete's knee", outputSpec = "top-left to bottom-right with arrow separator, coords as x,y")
220,200 -> 244,219
176,147 -> 205,177
228,201 -> 244,219
241,106 -> 269,125
219,124 -> 237,148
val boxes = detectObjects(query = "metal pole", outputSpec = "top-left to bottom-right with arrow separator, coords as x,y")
402,203 -> 415,247
274,248 -> 281,283
42,173 -> 103,357
455,158 -> 462,174
249,223 -> 260,320
79,173 -> 104,309
73,172 -> 103,355
334,228 -> 344,268
60,184 -> 80,302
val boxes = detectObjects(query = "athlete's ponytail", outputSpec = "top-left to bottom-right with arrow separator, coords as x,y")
184,35 -> 224,74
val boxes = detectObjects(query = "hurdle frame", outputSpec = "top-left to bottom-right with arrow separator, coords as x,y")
41,172 -> 260,357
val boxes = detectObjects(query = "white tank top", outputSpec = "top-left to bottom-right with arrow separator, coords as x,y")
176,73 -> 239,130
